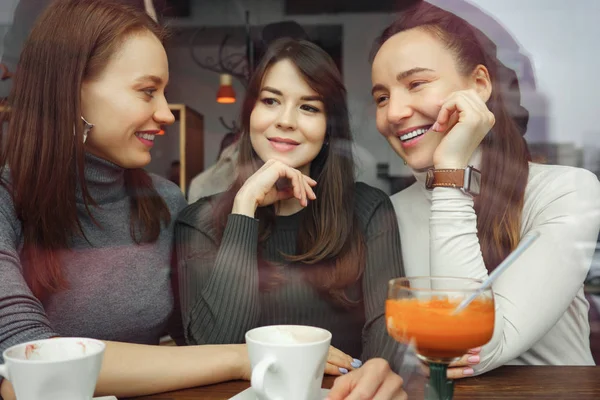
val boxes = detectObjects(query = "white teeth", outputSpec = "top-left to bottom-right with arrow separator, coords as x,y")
399,127 -> 431,142
136,133 -> 155,141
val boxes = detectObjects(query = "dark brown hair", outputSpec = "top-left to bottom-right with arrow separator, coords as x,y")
0,0 -> 171,300
214,38 -> 365,308
371,2 -> 531,272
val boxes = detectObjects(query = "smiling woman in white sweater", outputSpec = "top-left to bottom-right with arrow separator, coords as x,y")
370,2 -> 600,378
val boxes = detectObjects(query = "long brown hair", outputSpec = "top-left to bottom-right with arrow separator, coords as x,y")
371,2 -> 532,272
214,38 -> 365,308
0,0 -> 171,300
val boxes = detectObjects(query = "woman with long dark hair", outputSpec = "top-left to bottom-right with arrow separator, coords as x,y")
0,1 -> 255,398
176,38 -> 406,391
371,1 -> 600,378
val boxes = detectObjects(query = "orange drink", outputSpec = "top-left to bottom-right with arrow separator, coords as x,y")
386,297 -> 494,359
387,277 -> 496,400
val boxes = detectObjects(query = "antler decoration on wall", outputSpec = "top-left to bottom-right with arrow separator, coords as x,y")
219,117 -> 240,132
189,11 -> 254,88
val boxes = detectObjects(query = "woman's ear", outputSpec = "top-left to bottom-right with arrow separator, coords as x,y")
471,64 -> 492,103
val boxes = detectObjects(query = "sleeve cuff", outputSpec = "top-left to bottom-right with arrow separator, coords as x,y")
216,213 -> 260,265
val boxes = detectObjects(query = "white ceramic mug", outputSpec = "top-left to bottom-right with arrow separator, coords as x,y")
246,325 -> 331,400
0,337 -> 105,400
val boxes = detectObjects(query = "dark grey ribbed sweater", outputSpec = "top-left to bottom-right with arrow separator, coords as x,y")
0,154 -> 188,365
175,182 -> 405,365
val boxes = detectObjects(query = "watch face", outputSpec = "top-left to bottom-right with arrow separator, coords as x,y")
469,168 -> 481,196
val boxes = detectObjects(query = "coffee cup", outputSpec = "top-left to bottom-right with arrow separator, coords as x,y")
0,337 -> 105,400
246,325 -> 331,400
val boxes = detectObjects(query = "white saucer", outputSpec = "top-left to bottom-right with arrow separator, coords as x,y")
229,387 -> 330,399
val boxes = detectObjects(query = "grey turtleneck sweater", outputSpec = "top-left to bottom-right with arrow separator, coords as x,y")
0,154 -> 188,364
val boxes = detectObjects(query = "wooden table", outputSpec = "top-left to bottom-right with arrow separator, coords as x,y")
129,366 -> 600,399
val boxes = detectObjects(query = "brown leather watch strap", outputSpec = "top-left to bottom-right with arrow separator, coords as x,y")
425,168 -> 465,189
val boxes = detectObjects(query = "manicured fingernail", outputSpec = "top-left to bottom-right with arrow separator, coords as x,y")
463,367 -> 474,376
467,355 -> 480,364
469,347 -> 482,354
339,367 -> 348,374
351,358 -> 362,368
432,122 -> 441,132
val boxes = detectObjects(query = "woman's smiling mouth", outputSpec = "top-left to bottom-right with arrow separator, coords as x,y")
135,130 -> 160,147
396,125 -> 433,148
268,137 -> 300,152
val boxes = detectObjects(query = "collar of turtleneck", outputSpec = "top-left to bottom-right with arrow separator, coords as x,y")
411,146 -> 483,202
78,152 -> 127,205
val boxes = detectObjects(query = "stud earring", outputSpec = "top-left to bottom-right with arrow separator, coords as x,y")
81,116 -> 94,144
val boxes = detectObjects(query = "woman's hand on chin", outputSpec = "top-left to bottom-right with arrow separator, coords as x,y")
232,159 -> 317,218
432,89 -> 495,169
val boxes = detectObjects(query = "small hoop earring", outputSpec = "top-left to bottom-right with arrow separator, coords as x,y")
81,116 -> 94,144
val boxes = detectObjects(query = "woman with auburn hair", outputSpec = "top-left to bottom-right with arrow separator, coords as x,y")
175,38 -> 406,396
0,0 -> 256,398
370,1 -> 600,378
